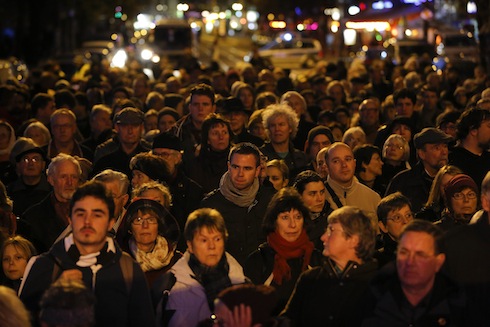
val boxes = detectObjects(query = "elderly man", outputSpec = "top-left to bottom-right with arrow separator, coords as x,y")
323,142 -> 381,222
21,153 -> 81,253
362,220 -> 469,326
386,127 -> 452,212
44,108 -> 93,161
151,132 -> 203,250
260,103 -> 308,180
93,107 -> 150,177
7,137 -> 51,216
200,142 -> 275,264
20,181 -> 155,327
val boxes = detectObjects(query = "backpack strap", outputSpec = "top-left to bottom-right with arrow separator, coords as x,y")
155,272 -> 177,327
119,252 -> 134,294
325,182 -> 343,208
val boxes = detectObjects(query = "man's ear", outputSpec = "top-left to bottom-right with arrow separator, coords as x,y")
435,253 -> 446,272
47,174 -> 55,187
186,241 -> 194,254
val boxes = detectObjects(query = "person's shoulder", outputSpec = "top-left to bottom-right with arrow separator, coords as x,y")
200,188 -> 222,203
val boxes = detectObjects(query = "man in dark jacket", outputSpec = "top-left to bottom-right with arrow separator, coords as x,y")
19,181 -> 155,327
386,127 -> 452,213
362,220 -> 469,326
152,132 -> 204,251
200,142 -> 275,264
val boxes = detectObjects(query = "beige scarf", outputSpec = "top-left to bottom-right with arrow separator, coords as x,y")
219,171 -> 259,208
129,235 -> 174,272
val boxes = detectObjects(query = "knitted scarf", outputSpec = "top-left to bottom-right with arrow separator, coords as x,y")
188,253 -> 232,310
219,171 -> 259,208
268,229 -> 314,285
129,235 -> 174,272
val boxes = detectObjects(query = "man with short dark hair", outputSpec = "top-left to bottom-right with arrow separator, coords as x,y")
362,220 -> 469,326
449,107 -> 490,190
92,107 -> 150,176
20,181 -> 155,327
386,127 -> 452,212
200,143 -> 275,264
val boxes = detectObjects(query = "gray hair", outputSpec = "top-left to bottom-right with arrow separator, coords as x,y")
262,103 -> 300,139
47,153 -> 82,178
92,169 -> 130,197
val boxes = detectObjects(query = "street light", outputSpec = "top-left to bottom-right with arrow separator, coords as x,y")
232,3 -> 243,11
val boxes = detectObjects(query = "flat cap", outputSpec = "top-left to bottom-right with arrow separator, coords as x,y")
113,107 -> 144,125
413,127 -> 453,149
152,132 -> 183,151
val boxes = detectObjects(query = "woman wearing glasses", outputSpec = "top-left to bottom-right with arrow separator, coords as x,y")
118,198 -> 181,287
281,206 -> 377,326
436,174 -> 479,232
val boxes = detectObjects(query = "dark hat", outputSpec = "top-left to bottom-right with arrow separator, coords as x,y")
444,174 -> 478,202
222,97 -> 246,114
436,110 -> 461,128
307,126 -> 335,146
123,198 -> 180,246
387,116 -> 414,133
152,132 -> 183,151
10,137 -> 46,165
131,154 -> 170,184
413,127 -> 453,149
113,107 -> 144,125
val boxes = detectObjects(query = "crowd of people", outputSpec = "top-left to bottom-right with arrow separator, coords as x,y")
0,48 -> 490,327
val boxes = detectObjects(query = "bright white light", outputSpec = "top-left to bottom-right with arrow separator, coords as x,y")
297,24 -> 305,31
344,29 -> 357,46
151,55 -> 160,63
381,51 -> 387,58
236,11 -> 242,18
246,11 -> 259,22
177,3 -> 189,11
218,12 -> 226,19
331,9 -> 341,21
405,29 -> 412,36
141,49 -> 153,61
248,22 -> 257,30
467,1 -> 477,13
331,24 -> 339,33
230,21 -> 239,29
232,3 -> 243,11
384,1 -> 393,8
283,33 -> 293,41
111,49 -> 127,68
348,6 -> 361,15
202,10 -> 210,17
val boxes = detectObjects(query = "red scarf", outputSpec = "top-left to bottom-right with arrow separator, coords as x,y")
267,229 -> 314,285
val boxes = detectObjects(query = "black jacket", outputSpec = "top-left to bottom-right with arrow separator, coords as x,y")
200,185 -> 275,264
281,258 -> 378,327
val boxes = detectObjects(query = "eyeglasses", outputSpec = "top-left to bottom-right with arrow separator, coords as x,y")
153,151 -> 178,158
22,157 -> 42,163
384,143 -> 404,150
386,212 -> 413,223
452,191 -> 477,200
131,216 -> 158,225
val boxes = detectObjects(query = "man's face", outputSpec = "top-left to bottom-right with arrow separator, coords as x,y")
187,227 -> 225,268
326,144 -> 356,186
18,152 -> 45,178
228,153 -> 260,190
359,102 -> 379,126
301,181 -> 326,213
268,115 -> 292,145
475,119 -> 490,151
102,180 -> 128,219
309,134 -> 331,159
225,111 -> 247,134
379,204 -> 413,240
90,111 -> 112,136
423,90 -> 438,109
396,231 -> 445,293
316,149 -> 329,180
48,161 -> 80,202
71,195 -> 115,255
51,115 -> 76,144
321,222 -> 357,261
152,148 -> 182,174
396,97 -> 415,118
115,123 -> 143,146
189,94 -> 215,125
158,115 -> 177,133
418,143 -> 448,173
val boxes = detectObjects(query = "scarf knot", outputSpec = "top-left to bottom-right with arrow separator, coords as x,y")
267,230 -> 314,285
219,171 -> 259,208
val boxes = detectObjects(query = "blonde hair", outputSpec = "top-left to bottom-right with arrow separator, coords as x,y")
0,286 -> 31,327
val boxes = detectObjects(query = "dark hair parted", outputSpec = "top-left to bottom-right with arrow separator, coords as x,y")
184,208 -> 228,242
328,206 -> 376,262
353,144 -> 381,174
262,187 -> 310,235
70,180 -> 115,221
393,87 -> 417,105
399,219 -> 444,254
228,142 -> 261,167
377,192 -> 412,224
200,113 -> 232,154
456,107 -> 490,140
293,170 -> 323,194
190,83 -> 216,105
